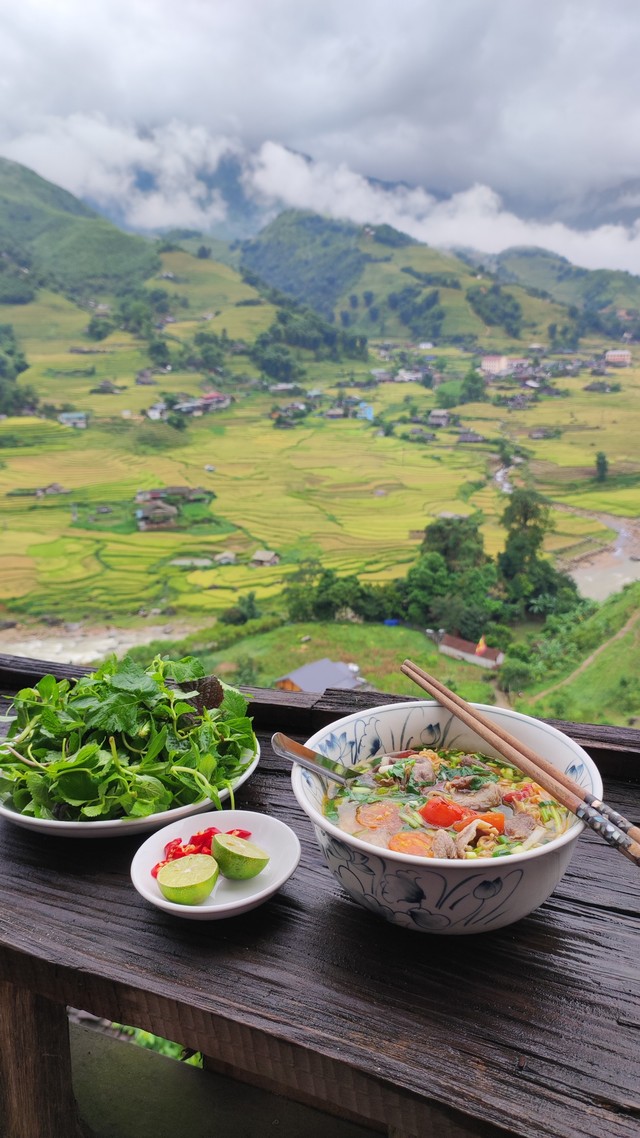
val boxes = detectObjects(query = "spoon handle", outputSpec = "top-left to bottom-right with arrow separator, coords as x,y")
270,732 -> 352,785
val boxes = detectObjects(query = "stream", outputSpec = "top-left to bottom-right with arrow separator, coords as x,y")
492,467 -> 640,601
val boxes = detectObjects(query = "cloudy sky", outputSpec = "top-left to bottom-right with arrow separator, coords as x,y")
2,0 -> 640,270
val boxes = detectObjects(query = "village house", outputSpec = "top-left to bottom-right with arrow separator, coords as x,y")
213,550 -> 236,565
427,409 -> 451,428
91,379 -> 124,395
584,381 -> 619,393
480,355 -> 510,376
135,487 -> 208,504
169,557 -> 214,569
250,549 -> 280,567
438,633 -> 504,671
135,370 -> 157,386
36,482 -> 69,497
457,430 -> 486,444
201,391 -> 231,410
325,406 -> 346,419
135,500 -> 178,531
356,402 -> 374,420
57,411 -> 87,429
394,368 -> 423,383
604,349 -> 632,367
274,658 -> 365,694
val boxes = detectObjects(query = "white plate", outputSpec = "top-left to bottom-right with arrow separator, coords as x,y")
130,809 -> 301,920
0,745 -> 260,838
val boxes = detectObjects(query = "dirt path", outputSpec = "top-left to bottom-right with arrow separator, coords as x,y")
534,608 -> 640,701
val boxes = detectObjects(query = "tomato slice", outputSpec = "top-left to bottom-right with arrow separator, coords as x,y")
388,831 -> 434,857
451,811 -> 505,833
418,797 -> 468,828
355,802 -> 401,830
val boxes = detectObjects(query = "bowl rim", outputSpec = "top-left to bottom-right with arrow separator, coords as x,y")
292,700 -> 603,869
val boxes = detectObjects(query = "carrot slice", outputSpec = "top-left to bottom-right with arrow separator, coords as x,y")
388,831 -> 434,857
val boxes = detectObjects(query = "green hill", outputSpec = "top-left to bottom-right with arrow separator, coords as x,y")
241,211 -> 571,347
515,581 -> 640,726
460,245 -> 640,319
0,157 -> 159,297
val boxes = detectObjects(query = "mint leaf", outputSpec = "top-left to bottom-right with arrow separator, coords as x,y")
165,657 -> 206,683
109,658 -> 161,696
82,693 -> 140,734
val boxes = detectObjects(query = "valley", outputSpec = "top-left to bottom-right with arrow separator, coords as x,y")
1,159 -> 640,724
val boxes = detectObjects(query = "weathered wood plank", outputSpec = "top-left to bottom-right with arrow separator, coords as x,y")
0,981 -> 92,1138
0,656 -> 639,1137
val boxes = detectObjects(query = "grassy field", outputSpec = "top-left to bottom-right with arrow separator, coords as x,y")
129,618 -> 501,705
516,581 -> 640,725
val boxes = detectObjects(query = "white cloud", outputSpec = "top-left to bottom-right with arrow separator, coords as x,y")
2,116 -> 238,229
2,1 -> 640,267
247,144 -> 640,275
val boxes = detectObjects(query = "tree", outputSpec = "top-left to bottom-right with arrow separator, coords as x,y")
237,592 -> 260,621
460,369 -> 487,403
422,515 -> 486,573
435,388 -> 458,409
498,658 -> 533,693
403,553 -> 451,624
595,451 -> 609,482
234,656 -> 259,685
498,489 -> 578,616
148,339 -> 171,367
86,316 -> 114,341
197,245 -> 211,259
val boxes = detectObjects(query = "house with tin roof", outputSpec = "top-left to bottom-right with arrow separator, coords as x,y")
275,658 -> 365,694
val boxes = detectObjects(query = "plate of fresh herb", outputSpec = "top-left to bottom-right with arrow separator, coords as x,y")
0,655 -> 259,837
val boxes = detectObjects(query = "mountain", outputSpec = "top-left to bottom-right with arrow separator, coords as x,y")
0,157 -> 159,296
456,245 -> 640,317
240,210 -> 572,345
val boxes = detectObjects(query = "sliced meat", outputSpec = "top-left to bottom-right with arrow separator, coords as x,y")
455,818 -> 486,855
411,757 -> 435,785
504,813 -> 537,840
431,830 -> 459,859
449,781 -> 502,812
448,774 -> 476,790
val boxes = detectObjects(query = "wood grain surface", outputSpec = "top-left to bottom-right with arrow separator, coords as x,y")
0,657 -> 639,1137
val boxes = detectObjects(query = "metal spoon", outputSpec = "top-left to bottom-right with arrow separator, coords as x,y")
271,731 -> 416,786
271,732 -> 355,785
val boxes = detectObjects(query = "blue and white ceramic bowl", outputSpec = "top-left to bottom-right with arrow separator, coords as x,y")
291,701 -> 602,935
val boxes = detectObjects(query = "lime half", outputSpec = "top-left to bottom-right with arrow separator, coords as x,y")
156,853 -> 219,904
213,834 -> 270,880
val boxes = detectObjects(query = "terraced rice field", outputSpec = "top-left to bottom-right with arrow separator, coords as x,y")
2,247 -> 640,620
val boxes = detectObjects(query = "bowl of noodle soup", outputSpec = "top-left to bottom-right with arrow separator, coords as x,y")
291,701 -> 602,934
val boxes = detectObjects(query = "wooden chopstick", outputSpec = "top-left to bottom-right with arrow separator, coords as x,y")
401,659 -> 640,868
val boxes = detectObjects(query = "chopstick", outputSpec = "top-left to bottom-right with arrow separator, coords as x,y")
401,659 -> 640,868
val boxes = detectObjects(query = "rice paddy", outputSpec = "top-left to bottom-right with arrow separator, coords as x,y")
1,249 -> 640,620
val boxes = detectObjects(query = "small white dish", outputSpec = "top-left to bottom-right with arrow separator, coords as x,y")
130,808 -> 301,920
0,746 -> 260,838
